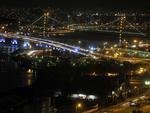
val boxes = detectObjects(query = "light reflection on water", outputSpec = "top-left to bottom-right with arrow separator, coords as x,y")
0,41 -> 36,91
0,54 -> 37,91
25,68 -> 36,86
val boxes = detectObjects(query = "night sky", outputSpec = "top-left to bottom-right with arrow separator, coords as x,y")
0,0 -> 149,9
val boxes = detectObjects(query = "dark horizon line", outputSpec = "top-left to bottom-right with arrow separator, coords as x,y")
0,0 -> 149,10
0,5 -> 149,10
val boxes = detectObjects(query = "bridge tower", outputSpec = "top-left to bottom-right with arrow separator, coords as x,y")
43,12 -> 49,37
119,14 -> 126,46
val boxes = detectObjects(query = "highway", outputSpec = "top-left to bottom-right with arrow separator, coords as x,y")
0,32 -> 95,57
0,32 -> 149,63
97,90 -> 150,113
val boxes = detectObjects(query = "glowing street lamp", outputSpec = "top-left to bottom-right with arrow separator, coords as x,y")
78,40 -> 81,44
2,26 -> 5,30
77,103 -> 82,108
136,67 -> 146,74
114,53 -> 119,58
133,39 -> 138,43
75,103 -> 82,113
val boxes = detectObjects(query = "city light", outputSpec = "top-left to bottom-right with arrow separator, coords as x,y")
87,95 -> 97,100
74,48 -> 79,53
131,45 -> 137,48
0,38 -> 5,43
89,46 -> 96,51
71,94 -> 97,100
35,43 -> 39,46
23,41 -> 30,48
78,94 -> 86,99
27,50 -> 36,56
114,53 -> 119,58
71,94 -> 78,98
105,51 -> 109,54
0,4 -> 149,113
11,39 -> 18,45
1,26 -> 5,30
107,73 -> 118,77
137,67 -> 146,74
145,81 -> 150,86
133,40 -> 138,43
78,40 -> 81,44
114,44 -> 118,48
76,103 -> 82,108
112,91 -> 115,95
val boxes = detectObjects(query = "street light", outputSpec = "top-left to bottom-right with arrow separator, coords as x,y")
75,103 -> 82,113
136,67 -> 146,74
133,39 -> 138,43
78,40 -> 81,44
2,26 -> 5,30
77,103 -> 82,108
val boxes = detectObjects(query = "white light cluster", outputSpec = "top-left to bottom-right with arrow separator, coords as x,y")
145,81 -> 150,85
0,38 -> 5,43
71,93 -> 97,100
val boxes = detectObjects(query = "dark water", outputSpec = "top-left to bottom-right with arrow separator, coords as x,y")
49,31 -> 149,49
0,54 -> 36,92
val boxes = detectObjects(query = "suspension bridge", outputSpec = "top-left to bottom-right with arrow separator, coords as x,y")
19,13 -> 146,35
0,12 -> 148,62
18,12 -> 146,46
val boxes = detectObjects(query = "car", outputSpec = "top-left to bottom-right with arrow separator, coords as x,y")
129,101 -> 140,107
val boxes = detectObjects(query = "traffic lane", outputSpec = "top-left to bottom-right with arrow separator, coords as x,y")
97,90 -> 150,113
141,105 -> 150,113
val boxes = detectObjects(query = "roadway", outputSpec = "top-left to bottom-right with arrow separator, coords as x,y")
96,90 -> 150,113
0,32 -> 149,63
0,32 -> 94,57
92,47 -> 150,65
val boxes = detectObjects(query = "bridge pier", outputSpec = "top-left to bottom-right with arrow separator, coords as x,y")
119,15 -> 126,46
43,12 -> 49,37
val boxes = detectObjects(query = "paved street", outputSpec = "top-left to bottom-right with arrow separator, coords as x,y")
97,90 -> 150,113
